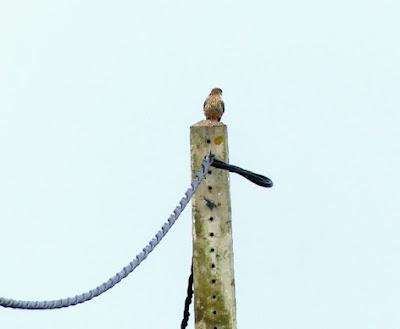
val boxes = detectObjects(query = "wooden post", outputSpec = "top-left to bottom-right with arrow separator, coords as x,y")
190,121 -> 237,329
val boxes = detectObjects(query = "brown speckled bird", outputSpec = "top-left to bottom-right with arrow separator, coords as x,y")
203,87 -> 225,121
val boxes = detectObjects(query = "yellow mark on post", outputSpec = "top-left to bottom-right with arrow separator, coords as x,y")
214,136 -> 224,145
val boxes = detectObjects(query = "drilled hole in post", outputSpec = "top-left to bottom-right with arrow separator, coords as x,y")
212,295 -> 217,299
209,217 -> 214,221
211,279 -> 216,284
211,263 -> 215,268
213,310 -> 217,315
208,170 -> 212,174
208,186 -> 212,191
206,139 -> 211,144
210,232 -> 214,237
210,248 -> 215,252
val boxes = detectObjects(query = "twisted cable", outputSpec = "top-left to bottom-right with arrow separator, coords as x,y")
180,262 -> 194,329
0,156 -> 213,310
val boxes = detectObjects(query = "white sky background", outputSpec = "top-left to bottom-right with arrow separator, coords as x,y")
0,0 -> 399,328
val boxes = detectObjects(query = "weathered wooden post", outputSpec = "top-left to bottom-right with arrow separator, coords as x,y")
190,120 -> 237,329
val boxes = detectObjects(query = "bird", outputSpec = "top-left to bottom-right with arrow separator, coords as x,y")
203,87 -> 225,122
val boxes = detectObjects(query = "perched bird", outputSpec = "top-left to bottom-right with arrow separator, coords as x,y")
203,87 -> 225,121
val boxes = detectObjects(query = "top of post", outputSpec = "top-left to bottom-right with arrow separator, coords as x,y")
192,120 -> 226,127
193,87 -> 226,127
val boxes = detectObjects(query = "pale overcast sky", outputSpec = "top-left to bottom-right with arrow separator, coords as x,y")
1,0 -> 399,328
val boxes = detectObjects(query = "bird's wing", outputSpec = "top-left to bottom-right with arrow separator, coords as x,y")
203,96 -> 209,109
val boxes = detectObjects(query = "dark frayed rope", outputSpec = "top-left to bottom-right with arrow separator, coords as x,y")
180,262 -> 194,329
0,156 -> 213,310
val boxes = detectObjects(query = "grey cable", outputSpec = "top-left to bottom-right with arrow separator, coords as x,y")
0,156 -> 213,310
